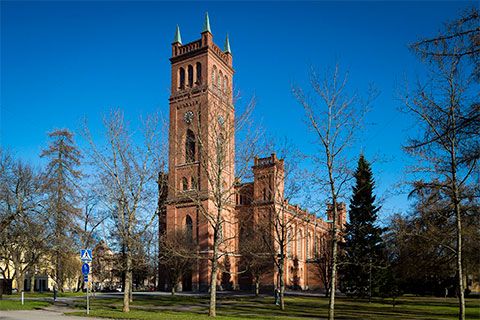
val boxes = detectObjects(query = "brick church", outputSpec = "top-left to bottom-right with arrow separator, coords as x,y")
159,13 -> 345,292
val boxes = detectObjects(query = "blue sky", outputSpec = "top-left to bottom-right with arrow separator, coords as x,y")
1,1 -> 476,220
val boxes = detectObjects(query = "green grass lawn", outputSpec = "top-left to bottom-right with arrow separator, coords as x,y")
65,294 -> 480,320
0,299 -> 51,310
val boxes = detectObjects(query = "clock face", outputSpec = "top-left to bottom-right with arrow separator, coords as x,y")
184,111 -> 194,124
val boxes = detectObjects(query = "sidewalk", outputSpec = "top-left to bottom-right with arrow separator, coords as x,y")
0,309 -> 107,320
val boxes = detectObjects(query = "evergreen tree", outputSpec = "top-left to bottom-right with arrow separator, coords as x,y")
340,154 -> 385,299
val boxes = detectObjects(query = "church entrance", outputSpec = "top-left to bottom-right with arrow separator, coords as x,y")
182,270 -> 192,291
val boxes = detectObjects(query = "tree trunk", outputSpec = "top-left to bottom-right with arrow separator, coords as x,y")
328,237 -> 338,320
450,120 -> 465,320
122,252 -> 132,312
56,251 -> 64,292
30,273 -> 35,293
121,271 -> 126,292
453,179 -> 465,320
368,256 -> 372,303
279,260 -> 285,311
17,273 -> 25,293
76,277 -> 83,292
129,280 -> 133,303
209,257 -> 218,317
255,278 -> 260,297
13,257 -> 24,293
328,196 -> 338,320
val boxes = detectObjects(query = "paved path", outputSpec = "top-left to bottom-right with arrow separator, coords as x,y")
0,309 -> 107,320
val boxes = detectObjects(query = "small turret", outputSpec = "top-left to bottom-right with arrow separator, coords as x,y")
224,33 -> 231,54
173,25 -> 182,44
202,12 -> 211,33
201,12 -> 213,47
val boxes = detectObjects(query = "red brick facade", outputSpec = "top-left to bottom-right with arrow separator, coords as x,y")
163,21 -> 345,292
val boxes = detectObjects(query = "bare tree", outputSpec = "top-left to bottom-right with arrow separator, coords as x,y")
238,218 -> 272,296
404,8 -> 479,319
156,171 -> 168,291
91,240 -> 116,291
83,109 -> 165,312
79,189 -> 106,249
0,151 -> 18,233
72,188 -> 107,291
386,188 -> 479,297
160,229 -> 196,295
0,151 -> 46,293
412,7 -> 479,81
293,65 -> 373,320
313,235 -> 333,297
250,141 -> 307,310
171,95 -> 258,317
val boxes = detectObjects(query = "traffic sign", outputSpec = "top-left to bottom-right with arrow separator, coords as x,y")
80,249 -> 93,262
83,275 -> 88,282
82,263 -> 90,275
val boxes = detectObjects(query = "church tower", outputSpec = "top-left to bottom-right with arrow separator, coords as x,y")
166,13 -> 235,291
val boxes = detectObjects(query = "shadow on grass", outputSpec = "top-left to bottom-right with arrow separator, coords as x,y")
68,294 -> 480,320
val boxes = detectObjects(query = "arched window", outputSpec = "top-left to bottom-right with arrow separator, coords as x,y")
185,129 -> 195,162
188,65 -> 194,87
211,66 -> 217,86
186,215 -> 193,242
196,62 -> 202,84
297,229 -> 303,259
224,76 -> 228,93
262,188 -> 267,201
182,177 -> 188,191
218,71 -> 222,88
179,67 -> 185,89
191,176 -> 197,190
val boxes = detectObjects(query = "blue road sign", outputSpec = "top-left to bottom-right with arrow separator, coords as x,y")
82,263 -> 90,275
80,249 -> 93,262
83,275 -> 88,282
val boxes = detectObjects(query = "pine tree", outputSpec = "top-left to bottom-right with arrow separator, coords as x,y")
340,154 -> 385,300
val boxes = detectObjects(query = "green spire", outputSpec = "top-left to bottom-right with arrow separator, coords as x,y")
224,33 -> 231,53
173,25 -> 182,44
202,12 -> 211,33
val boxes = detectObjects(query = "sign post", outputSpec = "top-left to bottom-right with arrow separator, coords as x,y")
80,249 -> 93,315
